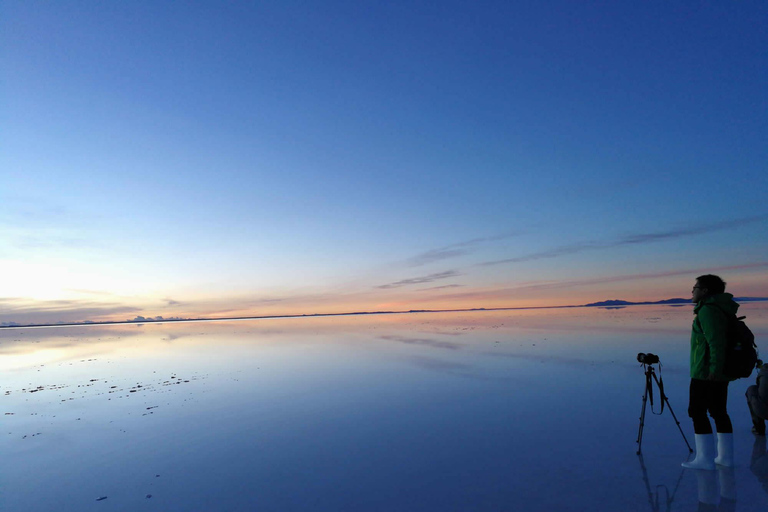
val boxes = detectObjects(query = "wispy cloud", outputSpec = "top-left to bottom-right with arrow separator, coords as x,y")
407,232 -> 520,267
376,270 -> 462,289
414,262 -> 768,303
13,235 -> 96,250
0,196 -> 101,233
408,247 -> 468,267
480,215 -> 768,267
67,289 -> 116,297
508,262 -> 768,293
418,284 -> 465,292
0,198 -> 72,225
0,297 -> 142,325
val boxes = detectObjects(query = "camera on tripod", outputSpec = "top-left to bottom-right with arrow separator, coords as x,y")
635,351 -> 692,455
637,352 -> 660,365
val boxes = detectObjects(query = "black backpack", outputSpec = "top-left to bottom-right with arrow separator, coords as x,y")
707,303 -> 759,379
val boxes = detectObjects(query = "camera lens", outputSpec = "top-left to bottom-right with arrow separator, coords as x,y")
637,352 -> 659,364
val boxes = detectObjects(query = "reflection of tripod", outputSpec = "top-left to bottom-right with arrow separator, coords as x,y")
636,363 -> 692,455
637,453 -> 685,512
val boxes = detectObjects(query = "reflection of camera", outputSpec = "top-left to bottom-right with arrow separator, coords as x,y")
637,352 -> 660,365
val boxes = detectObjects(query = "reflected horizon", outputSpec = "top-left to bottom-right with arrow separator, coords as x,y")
3,304 -> 768,511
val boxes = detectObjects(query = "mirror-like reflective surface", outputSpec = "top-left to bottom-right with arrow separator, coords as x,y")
3,304 -> 768,511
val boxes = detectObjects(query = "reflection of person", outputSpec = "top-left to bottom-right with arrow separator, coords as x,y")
682,275 -> 737,470
746,363 -> 768,435
750,435 -> 768,495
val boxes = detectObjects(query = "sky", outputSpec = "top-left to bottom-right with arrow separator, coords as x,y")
2,1 -> 767,325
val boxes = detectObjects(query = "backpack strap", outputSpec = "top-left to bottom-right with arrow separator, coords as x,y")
700,302 -> 735,323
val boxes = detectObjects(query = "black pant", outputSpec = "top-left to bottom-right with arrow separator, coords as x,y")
688,378 -> 733,434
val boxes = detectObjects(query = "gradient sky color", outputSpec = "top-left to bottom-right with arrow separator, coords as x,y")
2,1 -> 767,325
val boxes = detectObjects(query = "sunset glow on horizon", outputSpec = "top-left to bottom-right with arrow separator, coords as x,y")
2,2 -> 767,326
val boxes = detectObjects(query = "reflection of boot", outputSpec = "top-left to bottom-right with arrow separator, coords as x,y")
683,434 -> 716,470
714,433 -> 734,467
694,469 -> 718,509
751,435 -> 767,465
750,436 -> 768,495
718,466 -> 736,500
718,467 -> 737,512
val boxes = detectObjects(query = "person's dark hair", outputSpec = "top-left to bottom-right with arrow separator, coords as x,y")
696,274 -> 726,295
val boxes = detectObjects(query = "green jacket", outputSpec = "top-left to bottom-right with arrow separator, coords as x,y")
690,293 -> 739,381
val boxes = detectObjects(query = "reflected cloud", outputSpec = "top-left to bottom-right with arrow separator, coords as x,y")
408,355 -> 471,371
380,335 -> 462,350
404,355 -> 518,382
0,325 -> 146,362
484,350 -> 635,369
425,330 -> 466,337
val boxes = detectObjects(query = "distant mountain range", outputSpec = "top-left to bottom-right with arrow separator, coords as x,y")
583,297 -> 768,307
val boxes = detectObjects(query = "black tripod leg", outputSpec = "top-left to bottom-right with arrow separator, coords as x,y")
637,381 -> 650,454
652,373 -> 693,453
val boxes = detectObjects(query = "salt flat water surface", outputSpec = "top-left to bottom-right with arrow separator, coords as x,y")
3,304 -> 768,511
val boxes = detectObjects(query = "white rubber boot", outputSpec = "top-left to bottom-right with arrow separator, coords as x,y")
714,432 -> 734,467
682,434 -> 716,470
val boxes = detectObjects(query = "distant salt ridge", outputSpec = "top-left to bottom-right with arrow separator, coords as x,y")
583,297 -> 768,307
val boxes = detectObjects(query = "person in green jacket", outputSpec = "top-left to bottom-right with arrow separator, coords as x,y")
682,274 -> 737,470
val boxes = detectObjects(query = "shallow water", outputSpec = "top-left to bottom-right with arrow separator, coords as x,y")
3,304 -> 768,511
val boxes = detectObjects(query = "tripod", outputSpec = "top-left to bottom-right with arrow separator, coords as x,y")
636,363 -> 692,455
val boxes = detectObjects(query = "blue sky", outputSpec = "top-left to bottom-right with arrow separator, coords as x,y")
2,1 -> 767,324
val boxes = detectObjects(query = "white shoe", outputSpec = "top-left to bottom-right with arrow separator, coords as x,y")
714,432 -> 734,467
682,434 -> 716,470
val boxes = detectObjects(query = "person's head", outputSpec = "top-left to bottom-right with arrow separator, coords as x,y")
692,274 -> 726,303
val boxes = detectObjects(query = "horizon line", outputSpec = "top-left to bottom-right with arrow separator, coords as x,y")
0,299 -> 690,330
4,296 -> 766,330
